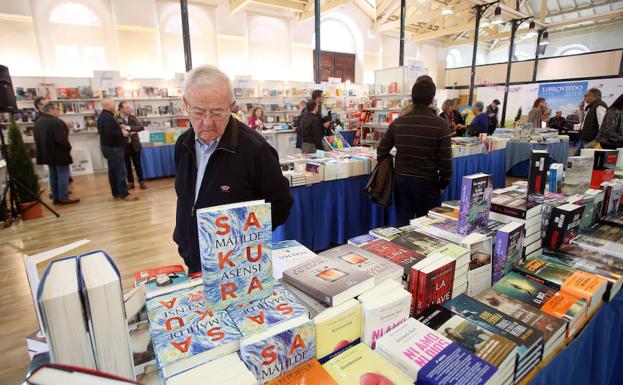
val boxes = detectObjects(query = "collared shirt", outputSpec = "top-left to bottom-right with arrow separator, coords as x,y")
194,136 -> 221,203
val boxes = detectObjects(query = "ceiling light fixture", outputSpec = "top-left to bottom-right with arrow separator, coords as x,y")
539,30 -> 550,45
490,6 -> 504,25
442,7 -> 453,15
525,20 -> 537,38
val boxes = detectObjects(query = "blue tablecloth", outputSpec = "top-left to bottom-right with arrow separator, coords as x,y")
506,141 -> 569,177
141,145 -> 175,179
529,289 -> 623,385
274,149 -> 507,251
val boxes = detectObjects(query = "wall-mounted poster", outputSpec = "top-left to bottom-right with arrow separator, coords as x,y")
538,81 -> 588,116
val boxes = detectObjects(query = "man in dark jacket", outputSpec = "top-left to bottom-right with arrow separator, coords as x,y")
174,65 -> 293,273
548,111 -> 567,133
34,96 -> 46,123
118,101 -> 146,190
97,99 -> 138,201
301,100 -> 324,153
377,76 -> 452,226
485,99 -> 500,134
34,102 -> 79,205
576,88 -> 608,155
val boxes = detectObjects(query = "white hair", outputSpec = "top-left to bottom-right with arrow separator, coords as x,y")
184,65 -> 233,101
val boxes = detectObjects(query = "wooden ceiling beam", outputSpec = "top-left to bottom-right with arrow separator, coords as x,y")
374,3 -> 474,34
353,0 -> 376,20
230,0 -> 252,13
299,0 -> 352,21
252,0 -> 306,11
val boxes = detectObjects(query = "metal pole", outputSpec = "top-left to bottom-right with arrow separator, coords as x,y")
532,29 -> 543,82
500,20 -> 518,128
314,0 -> 321,83
468,5 -> 483,106
180,0 -> 192,71
399,0 -> 406,66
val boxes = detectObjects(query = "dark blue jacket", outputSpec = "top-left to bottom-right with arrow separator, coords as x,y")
97,109 -> 125,148
173,118 -> 293,273
468,112 -> 489,136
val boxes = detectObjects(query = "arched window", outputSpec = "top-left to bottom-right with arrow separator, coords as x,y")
319,19 -> 356,54
555,44 -> 589,56
248,15 -> 290,80
446,49 -> 462,68
49,2 -> 101,26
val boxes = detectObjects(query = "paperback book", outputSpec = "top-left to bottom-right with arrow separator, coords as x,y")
314,299 -> 362,363
527,150 -> 548,203
461,233 -> 493,296
545,203 -> 584,250
369,227 -> 404,241
562,156 -> 593,195
265,359 -> 338,385
347,234 -> 378,247
457,173 -> 493,235
392,231 -> 449,256
197,200 -> 274,310
272,240 -> 317,280
492,222 -> 525,283
133,265 -> 188,291
363,239 -> 426,284
319,244 -> 402,283
549,163 -> 564,193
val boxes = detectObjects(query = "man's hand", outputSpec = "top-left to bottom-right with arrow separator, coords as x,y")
122,129 -> 130,138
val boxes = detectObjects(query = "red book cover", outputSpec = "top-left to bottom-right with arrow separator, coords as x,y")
134,265 -> 188,290
590,169 -> 614,189
364,239 -> 426,285
415,258 -> 456,317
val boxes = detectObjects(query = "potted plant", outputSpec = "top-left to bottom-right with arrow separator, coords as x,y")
7,118 -> 42,219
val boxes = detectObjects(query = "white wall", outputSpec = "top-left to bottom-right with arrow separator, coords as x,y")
0,0 -> 443,86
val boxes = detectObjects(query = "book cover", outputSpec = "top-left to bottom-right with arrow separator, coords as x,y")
314,299 -> 362,363
493,272 -> 558,309
226,284 -> 309,337
416,305 -> 517,368
392,231 -> 448,256
197,201 -> 274,310
549,163 -> 564,193
562,156 -> 593,195
146,284 -> 241,376
282,256 -> 374,307
428,206 -> 460,221
415,257 -> 456,317
134,265 -> 188,291
490,189 -> 542,220
240,319 -> 315,383
360,286 -> 411,349
265,359 -> 337,385
443,294 -> 544,358
362,239 -> 423,265
457,173 -> 493,235
545,203 -> 584,250
475,289 -> 566,349
323,343 -> 413,385
320,244 -> 402,283
492,222 -> 524,283
528,150 -> 548,203
369,227 -> 403,241
539,291 -> 587,336
347,234 -> 378,247
416,342 -> 497,385
272,240 -> 317,280
461,233 -> 492,296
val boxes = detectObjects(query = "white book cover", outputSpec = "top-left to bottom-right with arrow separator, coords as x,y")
272,240 -> 317,280
461,233 -> 492,297
360,286 -> 412,349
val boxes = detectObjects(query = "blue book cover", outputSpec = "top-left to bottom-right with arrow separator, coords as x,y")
417,343 -> 497,385
443,294 -> 543,359
492,222 -> 524,283
197,201 -> 274,310
227,284 -> 310,337
348,234 -> 378,246
240,319 -> 316,383
146,283 -> 242,376
458,174 -> 493,236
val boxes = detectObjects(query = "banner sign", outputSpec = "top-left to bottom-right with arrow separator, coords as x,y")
538,81 -> 588,116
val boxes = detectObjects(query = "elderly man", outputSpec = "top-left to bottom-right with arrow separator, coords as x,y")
118,101 -> 146,190
173,65 -> 293,273
34,102 -> 79,205
576,88 -> 608,155
467,101 -> 489,137
97,99 -> 138,201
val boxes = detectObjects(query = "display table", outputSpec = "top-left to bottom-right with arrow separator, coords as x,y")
141,144 -> 175,179
506,141 -> 569,178
274,149 -> 507,252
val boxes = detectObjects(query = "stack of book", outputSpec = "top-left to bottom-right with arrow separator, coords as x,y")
562,156 -> 593,195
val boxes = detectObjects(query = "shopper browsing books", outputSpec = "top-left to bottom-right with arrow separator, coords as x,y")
527,97 -> 551,130
34,102 -> 79,205
439,98 -> 465,137
576,88 -> 608,154
596,94 -> 623,150
173,65 -> 293,273
247,106 -> 265,131
97,99 -> 138,201
301,99 -> 324,153
377,76 -> 452,226
118,101 -> 146,190
467,101 -> 489,136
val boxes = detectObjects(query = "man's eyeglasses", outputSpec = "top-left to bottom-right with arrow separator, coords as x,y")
188,106 -> 231,121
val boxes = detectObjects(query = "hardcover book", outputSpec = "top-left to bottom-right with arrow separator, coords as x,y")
314,299 -> 361,363
240,318 -> 315,383
265,359 -> 338,385
416,304 -> 517,369
320,244 -> 402,283
457,173 -> 493,235
492,222 -> 525,283
272,240 -> 317,280
282,256 -> 374,307
545,203 -> 584,250
197,200 -> 274,310
323,343 -> 413,385
134,265 -> 188,291
226,284 -> 309,337
375,319 -> 496,384
146,282 -> 242,378
527,150 -> 548,203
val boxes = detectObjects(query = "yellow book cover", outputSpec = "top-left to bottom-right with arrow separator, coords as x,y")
266,359 -> 338,385
323,343 -> 412,385
315,299 -> 362,363
561,270 -> 607,308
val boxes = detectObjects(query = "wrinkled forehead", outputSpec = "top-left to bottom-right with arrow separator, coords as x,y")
185,83 -> 232,108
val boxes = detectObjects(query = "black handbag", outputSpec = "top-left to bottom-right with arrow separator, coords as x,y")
363,157 -> 394,207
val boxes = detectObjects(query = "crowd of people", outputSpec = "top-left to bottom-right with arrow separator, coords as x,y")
32,98 -> 148,205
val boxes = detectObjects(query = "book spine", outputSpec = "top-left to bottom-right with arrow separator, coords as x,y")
490,204 -> 527,220
415,268 -> 430,316
282,274 -> 335,307
458,177 -> 474,235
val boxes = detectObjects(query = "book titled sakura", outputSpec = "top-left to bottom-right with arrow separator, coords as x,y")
197,200 -> 274,310
457,173 -> 493,235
